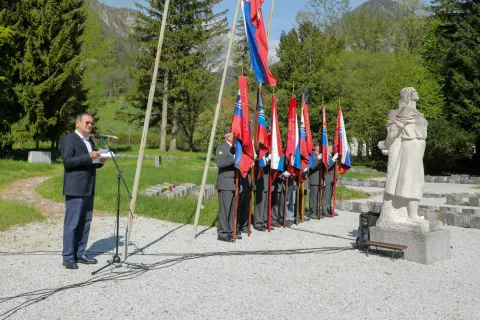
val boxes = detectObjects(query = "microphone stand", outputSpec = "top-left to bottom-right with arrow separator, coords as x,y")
92,142 -> 132,275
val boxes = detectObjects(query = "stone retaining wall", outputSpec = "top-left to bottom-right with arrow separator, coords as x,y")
336,200 -> 480,229
446,193 -> 480,206
424,175 -> 480,185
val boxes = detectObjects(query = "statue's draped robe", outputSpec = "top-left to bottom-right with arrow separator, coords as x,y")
385,107 -> 428,200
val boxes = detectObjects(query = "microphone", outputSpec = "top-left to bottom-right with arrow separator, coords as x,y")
92,133 -> 119,140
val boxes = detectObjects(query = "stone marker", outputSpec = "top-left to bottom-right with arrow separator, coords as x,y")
28,151 -> 52,164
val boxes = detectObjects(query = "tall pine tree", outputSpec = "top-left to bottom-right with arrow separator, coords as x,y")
429,0 -> 480,158
130,0 -> 227,151
4,0 -> 87,148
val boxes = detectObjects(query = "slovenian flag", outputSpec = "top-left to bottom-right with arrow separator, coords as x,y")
231,77 -> 255,178
257,93 -> 270,166
270,95 -> 284,179
335,106 -> 352,174
241,0 -> 276,86
285,97 -> 301,176
321,106 -> 329,170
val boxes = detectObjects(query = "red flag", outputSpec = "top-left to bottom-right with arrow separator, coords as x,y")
285,97 -> 301,177
231,76 -> 254,178
304,104 -> 314,153
334,107 -> 341,156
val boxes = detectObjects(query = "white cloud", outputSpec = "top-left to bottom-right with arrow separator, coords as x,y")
268,39 -> 280,64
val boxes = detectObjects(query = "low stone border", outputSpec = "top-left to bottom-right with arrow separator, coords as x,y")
348,168 -> 379,173
446,193 -> 480,206
338,178 -> 386,188
336,199 -> 480,229
425,175 -> 480,185
142,182 -> 216,199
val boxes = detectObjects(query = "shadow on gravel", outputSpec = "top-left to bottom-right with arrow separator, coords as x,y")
87,236 -> 124,258
290,227 -> 355,242
128,224 -> 185,258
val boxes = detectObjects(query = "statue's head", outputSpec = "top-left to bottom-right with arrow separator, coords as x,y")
399,87 -> 419,109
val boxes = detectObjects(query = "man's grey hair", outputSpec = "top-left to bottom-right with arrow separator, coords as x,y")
76,112 -> 93,121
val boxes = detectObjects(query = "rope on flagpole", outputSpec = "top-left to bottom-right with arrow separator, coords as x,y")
125,0 -> 170,259
192,0 -> 242,239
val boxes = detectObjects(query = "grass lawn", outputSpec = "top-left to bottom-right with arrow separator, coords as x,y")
37,151 -> 220,226
340,170 -> 386,180
0,160 -> 62,188
335,184 -> 369,200
36,149 -> 370,226
0,159 -> 61,231
0,200 -> 45,231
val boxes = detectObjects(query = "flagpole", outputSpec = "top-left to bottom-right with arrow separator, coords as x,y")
192,0 -> 241,239
318,165 -> 323,219
318,99 -> 324,219
295,176 -> 300,225
125,0 -> 170,258
301,182 -> 305,222
332,162 -> 339,217
267,167 -> 273,232
301,92 -> 305,223
233,169 -> 240,242
267,0 -> 275,39
283,177 -> 288,227
250,84 -> 261,237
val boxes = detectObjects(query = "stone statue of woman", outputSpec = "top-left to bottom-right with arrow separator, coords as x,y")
377,87 -> 431,233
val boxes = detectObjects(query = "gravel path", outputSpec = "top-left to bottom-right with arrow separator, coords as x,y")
1,178 -> 480,319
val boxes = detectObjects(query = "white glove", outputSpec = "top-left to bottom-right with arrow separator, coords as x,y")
266,154 -> 272,162
332,153 -> 339,162
303,166 -> 308,172
317,153 -> 322,160
282,171 -> 291,178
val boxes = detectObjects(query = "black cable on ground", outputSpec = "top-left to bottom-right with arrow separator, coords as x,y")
0,246 -> 355,319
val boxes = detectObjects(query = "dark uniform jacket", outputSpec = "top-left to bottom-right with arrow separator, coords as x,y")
215,141 -> 236,191
309,151 -> 321,186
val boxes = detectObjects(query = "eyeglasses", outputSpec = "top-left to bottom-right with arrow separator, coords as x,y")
84,121 -> 94,126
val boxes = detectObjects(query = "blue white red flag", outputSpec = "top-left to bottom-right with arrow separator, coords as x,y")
270,95 -> 284,179
300,103 -> 314,172
231,77 -> 254,178
321,107 -> 329,170
257,94 -> 270,166
241,0 -> 276,86
334,107 -> 352,174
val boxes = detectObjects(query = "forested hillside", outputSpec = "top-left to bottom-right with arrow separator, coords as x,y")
0,0 -> 478,174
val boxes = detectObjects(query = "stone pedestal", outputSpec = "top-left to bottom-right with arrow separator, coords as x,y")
369,226 -> 451,265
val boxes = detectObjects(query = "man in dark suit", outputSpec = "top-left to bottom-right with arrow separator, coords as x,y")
215,127 -> 242,242
254,153 -> 275,230
309,143 -> 322,219
60,113 -> 106,269
272,171 -> 291,227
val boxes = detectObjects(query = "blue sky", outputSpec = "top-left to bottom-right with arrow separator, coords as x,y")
100,0 -> 368,56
